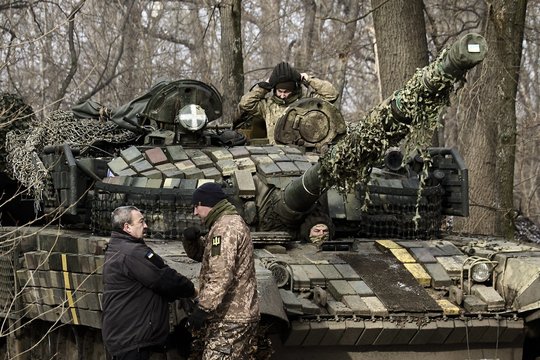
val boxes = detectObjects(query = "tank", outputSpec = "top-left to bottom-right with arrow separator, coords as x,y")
1,33 -> 539,359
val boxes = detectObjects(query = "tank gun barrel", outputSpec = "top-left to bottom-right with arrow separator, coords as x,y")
440,33 -> 487,78
273,33 -> 487,220
281,163 -> 322,214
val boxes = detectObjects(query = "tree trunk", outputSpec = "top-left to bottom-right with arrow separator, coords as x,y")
453,0 -> 527,237
186,6 -> 214,83
52,1 -> 85,110
261,0 -> 282,68
294,0 -> 317,71
219,0 -> 244,124
334,1 -> 361,109
371,0 -> 428,99
119,1 -> 141,103
514,4 -> 540,225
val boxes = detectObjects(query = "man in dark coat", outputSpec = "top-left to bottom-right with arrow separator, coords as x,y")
102,205 -> 196,360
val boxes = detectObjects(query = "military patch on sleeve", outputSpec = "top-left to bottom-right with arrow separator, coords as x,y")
211,236 -> 221,256
145,250 -> 165,268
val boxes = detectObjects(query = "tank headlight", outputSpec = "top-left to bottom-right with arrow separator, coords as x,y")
176,104 -> 208,131
471,262 -> 492,283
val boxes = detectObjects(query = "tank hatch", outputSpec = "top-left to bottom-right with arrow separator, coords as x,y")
274,98 -> 346,151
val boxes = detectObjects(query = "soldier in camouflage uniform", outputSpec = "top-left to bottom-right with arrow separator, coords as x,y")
238,61 -> 339,144
182,182 -> 259,359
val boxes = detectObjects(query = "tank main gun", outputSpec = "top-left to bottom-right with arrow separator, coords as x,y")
267,33 -> 487,228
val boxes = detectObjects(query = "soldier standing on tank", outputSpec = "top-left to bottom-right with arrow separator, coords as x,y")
238,61 -> 338,144
182,182 -> 260,359
102,206 -> 197,360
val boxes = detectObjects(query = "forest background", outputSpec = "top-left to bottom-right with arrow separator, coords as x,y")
0,0 -> 538,238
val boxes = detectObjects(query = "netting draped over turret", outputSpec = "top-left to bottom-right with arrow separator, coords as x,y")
0,93 -> 36,174
4,109 -> 137,202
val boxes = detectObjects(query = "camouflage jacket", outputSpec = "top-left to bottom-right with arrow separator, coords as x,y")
185,213 -> 259,323
238,76 -> 339,144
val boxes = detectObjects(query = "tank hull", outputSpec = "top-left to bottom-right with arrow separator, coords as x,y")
0,226 -> 534,358
0,323 -> 522,360
272,345 -> 522,360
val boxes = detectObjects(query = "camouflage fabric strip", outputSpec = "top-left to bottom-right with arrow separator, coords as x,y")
189,321 -> 259,360
319,48 -> 454,193
5,109 -> 136,201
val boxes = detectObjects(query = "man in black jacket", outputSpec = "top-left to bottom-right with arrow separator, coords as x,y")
102,205 -> 196,360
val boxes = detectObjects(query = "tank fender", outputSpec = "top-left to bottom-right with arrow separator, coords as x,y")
256,264 -> 289,327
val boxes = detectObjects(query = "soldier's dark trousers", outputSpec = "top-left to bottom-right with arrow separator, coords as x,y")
112,347 -> 167,360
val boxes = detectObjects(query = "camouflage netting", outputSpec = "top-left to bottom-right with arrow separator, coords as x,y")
319,48 -> 455,192
0,93 -> 37,174
4,108 -> 137,203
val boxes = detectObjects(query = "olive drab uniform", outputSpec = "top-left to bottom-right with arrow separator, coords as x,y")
238,76 -> 339,144
183,201 -> 259,359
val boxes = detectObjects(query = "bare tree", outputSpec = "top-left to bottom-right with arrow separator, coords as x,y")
371,0 -> 428,99
52,1 -> 85,110
293,0 -> 317,70
260,0 -> 282,68
453,0 -> 528,237
116,1 -> 142,104
328,1 -> 362,109
219,0 -> 244,123
514,1 -> 540,224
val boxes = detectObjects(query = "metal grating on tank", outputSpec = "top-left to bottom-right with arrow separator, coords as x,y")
91,182 -> 218,239
0,240 -> 20,320
339,252 -> 442,313
330,183 -> 444,239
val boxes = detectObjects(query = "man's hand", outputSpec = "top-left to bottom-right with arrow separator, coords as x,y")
258,80 -> 273,91
300,73 -> 311,85
183,227 -> 201,242
186,306 -> 209,331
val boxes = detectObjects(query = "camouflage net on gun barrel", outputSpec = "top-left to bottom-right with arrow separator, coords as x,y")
4,108 -> 137,203
319,48 -> 455,192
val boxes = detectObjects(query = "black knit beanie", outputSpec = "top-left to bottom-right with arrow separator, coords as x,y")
275,81 -> 297,92
191,182 -> 227,207
269,62 -> 301,90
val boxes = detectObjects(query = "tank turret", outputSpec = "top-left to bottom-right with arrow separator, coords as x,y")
9,33 -> 540,360
0,34 -> 486,239
264,33 -> 487,231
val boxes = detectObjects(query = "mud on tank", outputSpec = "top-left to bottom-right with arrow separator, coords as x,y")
1,33 -> 540,359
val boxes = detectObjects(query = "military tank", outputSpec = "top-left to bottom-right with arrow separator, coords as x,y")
1,33 -> 539,359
